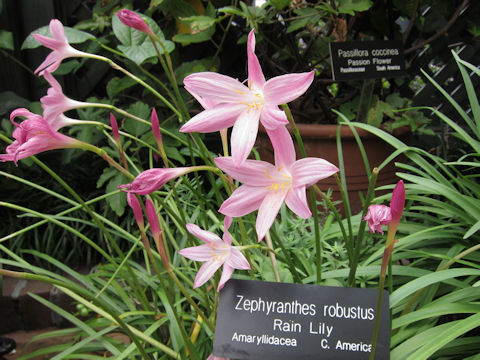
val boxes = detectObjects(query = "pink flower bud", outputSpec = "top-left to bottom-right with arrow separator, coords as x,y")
118,167 -> 191,195
145,198 -> 161,240
127,193 -> 144,229
110,113 -> 120,142
151,108 -> 162,145
115,9 -> 154,36
390,180 -> 405,225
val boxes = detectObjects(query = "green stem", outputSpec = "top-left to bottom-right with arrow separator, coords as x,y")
347,168 -> 379,287
265,231 -> 280,282
281,104 -> 323,282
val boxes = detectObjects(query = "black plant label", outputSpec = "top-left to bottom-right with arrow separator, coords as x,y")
330,40 -> 405,81
213,279 -> 389,359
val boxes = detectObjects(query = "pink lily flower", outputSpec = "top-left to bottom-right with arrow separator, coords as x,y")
0,109 -> 84,165
115,9 -> 154,36
363,205 -> 392,235
181,29 -> 314,167
215,126 -> 339,241
34,19 -> 90,75
179,217 -> 250,291
41,72 -> 92,130
118,167 -> 191,195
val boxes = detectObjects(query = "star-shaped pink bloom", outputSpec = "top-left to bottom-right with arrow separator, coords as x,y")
181,29 -> 314,167
33,19 -> 89,75
179,217 -> 250,291
0,109 -> 84,165
215,126 -> 339,241
41,72 -> 92,130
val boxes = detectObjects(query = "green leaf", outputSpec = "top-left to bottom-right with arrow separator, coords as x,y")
0,30 -> 13,50
21,26 -> 94,50
260,258 -> 293,283
464,219 -> 480,239
105,172 -> 128,216
106,76 -> 138,98
269,0 -> 291,11
173,16 -> 216,44
337,0 -> 373,15
123,101 -> 151,137
367,100 -> 393,127
390,268 -> 480,308
0,91 -> 30,116
174,57 -> 218,84
218,6 -> 245,17
112,13 -> 174,65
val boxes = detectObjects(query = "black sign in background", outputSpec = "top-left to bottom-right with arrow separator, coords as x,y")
330,40 -> 405,81
213,279 -> 390,360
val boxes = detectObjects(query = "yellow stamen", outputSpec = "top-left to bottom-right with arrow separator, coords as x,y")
233,89 -> 245,95
264,169 -> 273,179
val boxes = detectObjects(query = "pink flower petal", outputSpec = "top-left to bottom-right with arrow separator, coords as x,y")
285,186 -> 311,218
179,244 -> 217,262
180,103 -> 242,133
247,29 -> 266,89
230,109 -> 261,167
115,9 -> 154,35
264,71 -> 315,105
186,223 -> 222,244
266,125 -> 296,168
215,157 -> 276,187
260,105 -> 288,130
184,72 -> 250,103
193,259 -> 224,288
127,193 -> 144,228
291,157 -> 339,187
49,19 -> 68,43
256,190 -> 287,241
218,263 -> 234,291
219,185 -> 267,217
363,204 -> 392,234
227,248 -> 250,270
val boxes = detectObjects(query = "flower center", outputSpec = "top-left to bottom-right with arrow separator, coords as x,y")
234,82 -> 265,113
264,165 -> 292,193
209,242 -> 230,263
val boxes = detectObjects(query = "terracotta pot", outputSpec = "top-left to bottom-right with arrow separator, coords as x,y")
256,124 -> 409,214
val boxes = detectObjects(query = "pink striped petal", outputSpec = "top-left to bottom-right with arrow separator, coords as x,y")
215,157 -> 276,187
227,248 -> 250,270
180,103 -> 243,133
222,216 -> 233,245
285,186 -> 311,218
291,158 -> 339,187
179,244 -> 217,262
218,264 -> 234,291
186,223 -> 222,244
230,109 -> 261,167
260,105 -> 288,130
264,71 -> 314,105
183,72 -> 250,103
256,190 -> 287,241
219,185 -> 267,217
247,29 -> 265,89
266,125 -> 296,168
193,259 -> 223,288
